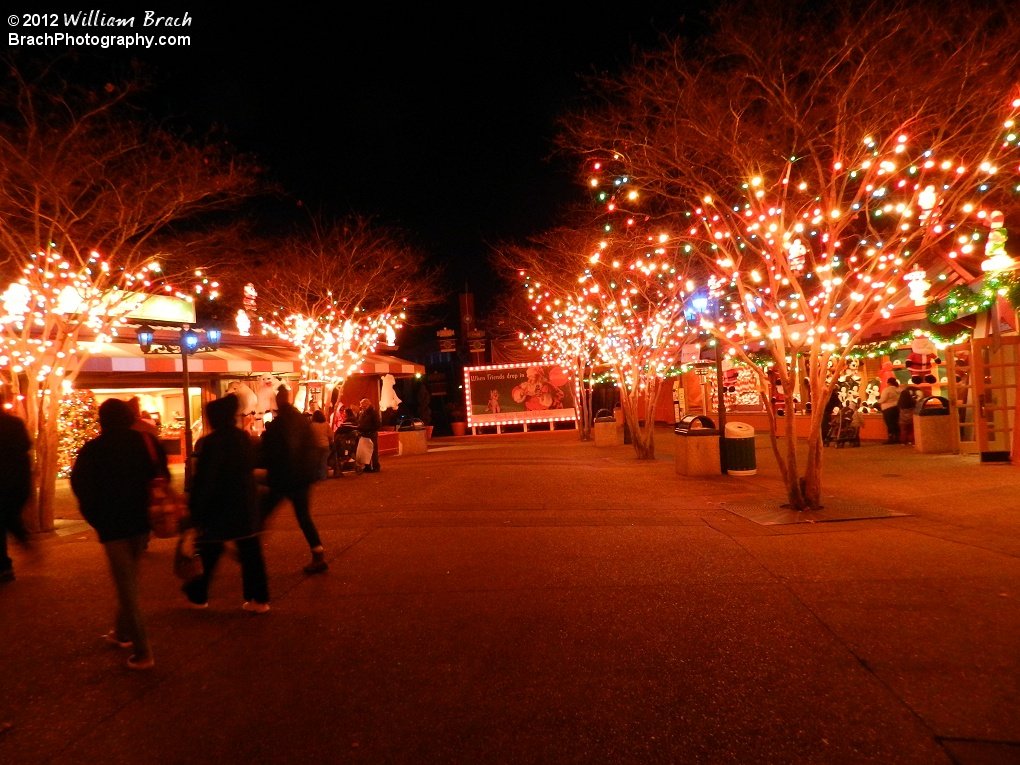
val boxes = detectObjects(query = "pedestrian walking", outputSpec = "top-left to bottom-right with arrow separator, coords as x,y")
261,387 -> 328,574
0,389 -> 32,582
879,377 -> 901,443
183,394 -> 270,612
356,397 -> 381,474
70,398 -> 158,670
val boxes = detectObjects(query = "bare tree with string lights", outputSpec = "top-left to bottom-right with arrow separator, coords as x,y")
252,216 -> 443,404
560,1 -> 1020,509
0,61 -> 259,530
499,223 -> 698,459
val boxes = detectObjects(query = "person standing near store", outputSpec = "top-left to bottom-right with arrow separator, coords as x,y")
261,387 -> 328,574
821,387 -> 841,444
357,397 -> 381,473
70,398 -> 157,670
897,384 -> 922,446
0,390 -> 32,582
310,410 -> 332,481
879,378 -> 902,443
184,394 -> 270,612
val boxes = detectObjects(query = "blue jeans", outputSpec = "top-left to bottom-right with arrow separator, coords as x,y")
102,534 -> 151,659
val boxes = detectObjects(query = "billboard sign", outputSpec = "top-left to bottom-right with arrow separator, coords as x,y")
464,363 -> 576,427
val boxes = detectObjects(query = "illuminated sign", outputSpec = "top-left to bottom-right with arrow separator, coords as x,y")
465,363 -> 576,428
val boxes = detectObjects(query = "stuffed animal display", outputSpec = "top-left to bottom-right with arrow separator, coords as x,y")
860,379 -> 881,413
254,373 -> 284,418
905,336 -> 941,385
226,381 -> 258,414
379,373 -> 401,411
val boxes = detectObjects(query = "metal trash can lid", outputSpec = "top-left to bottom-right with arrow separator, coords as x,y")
675,414 -> 718,435
725,422 -> 755,438
916,396 -> 950,417
594,408 -> 616,423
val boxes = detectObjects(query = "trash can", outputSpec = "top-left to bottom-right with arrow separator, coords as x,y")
594,409 -> 623,446
397,417 -> 428,456
723,421 -> 757,476
675,415 -> 721,477
913,396 -> 953,454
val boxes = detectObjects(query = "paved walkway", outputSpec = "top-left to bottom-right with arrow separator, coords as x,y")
1,428 -> 1018,764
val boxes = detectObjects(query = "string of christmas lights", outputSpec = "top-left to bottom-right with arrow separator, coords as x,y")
259,307 -> 404,389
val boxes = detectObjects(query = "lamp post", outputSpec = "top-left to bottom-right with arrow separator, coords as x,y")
136,323 -> 221,486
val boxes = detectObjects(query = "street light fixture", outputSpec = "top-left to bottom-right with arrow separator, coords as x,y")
135,323 -> 222,486
182,328 -> 200,354
136,325 -> 155,354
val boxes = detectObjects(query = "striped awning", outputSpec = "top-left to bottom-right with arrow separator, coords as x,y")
356,353 -> 425,376
79,342 -> 302,374
77,344 -> 423,376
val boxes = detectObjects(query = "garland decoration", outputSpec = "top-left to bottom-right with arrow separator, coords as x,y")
926,272 -> 1020,324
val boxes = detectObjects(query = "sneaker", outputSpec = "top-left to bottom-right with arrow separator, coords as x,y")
242,601 -> 270,613
303,559 -> 328,575
182,583 -> 208,609
126,655 -> 155,670
103,631 -> 133,648
354,463 -> 363,475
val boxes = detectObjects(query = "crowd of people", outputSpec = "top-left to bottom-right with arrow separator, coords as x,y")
1,384 -> 386,672
0,375 -> 940,673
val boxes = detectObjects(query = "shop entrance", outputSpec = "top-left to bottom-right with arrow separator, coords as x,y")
973,336 -> 1019,462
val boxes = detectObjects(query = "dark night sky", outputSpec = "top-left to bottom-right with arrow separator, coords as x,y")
18,5 -> 707,328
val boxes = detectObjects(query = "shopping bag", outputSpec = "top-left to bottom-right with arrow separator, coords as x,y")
173,528 -> 203,581
356,436 -> 374,466
148,477 -> 186,538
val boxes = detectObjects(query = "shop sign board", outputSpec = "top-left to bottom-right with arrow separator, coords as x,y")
464,363 -> 576,427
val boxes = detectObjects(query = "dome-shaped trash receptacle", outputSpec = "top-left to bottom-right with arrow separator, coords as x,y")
675,415 -> 721,476
594,409 -> 623,447
723,421 -> 757,476
397,417 -> 428,455
913,396 -> 953,454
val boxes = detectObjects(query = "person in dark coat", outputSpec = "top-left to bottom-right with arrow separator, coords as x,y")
821,388 -> 841,444
0,390 -> 32,582
71,398 -> 157,670
183,394 -> 270,611
897,385 -> 922,446
261,387 -> 327,574
356,397 -> 381,474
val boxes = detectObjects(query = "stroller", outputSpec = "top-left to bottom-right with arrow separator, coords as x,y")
329,424 -> 360,476
826,406 -> 861,448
